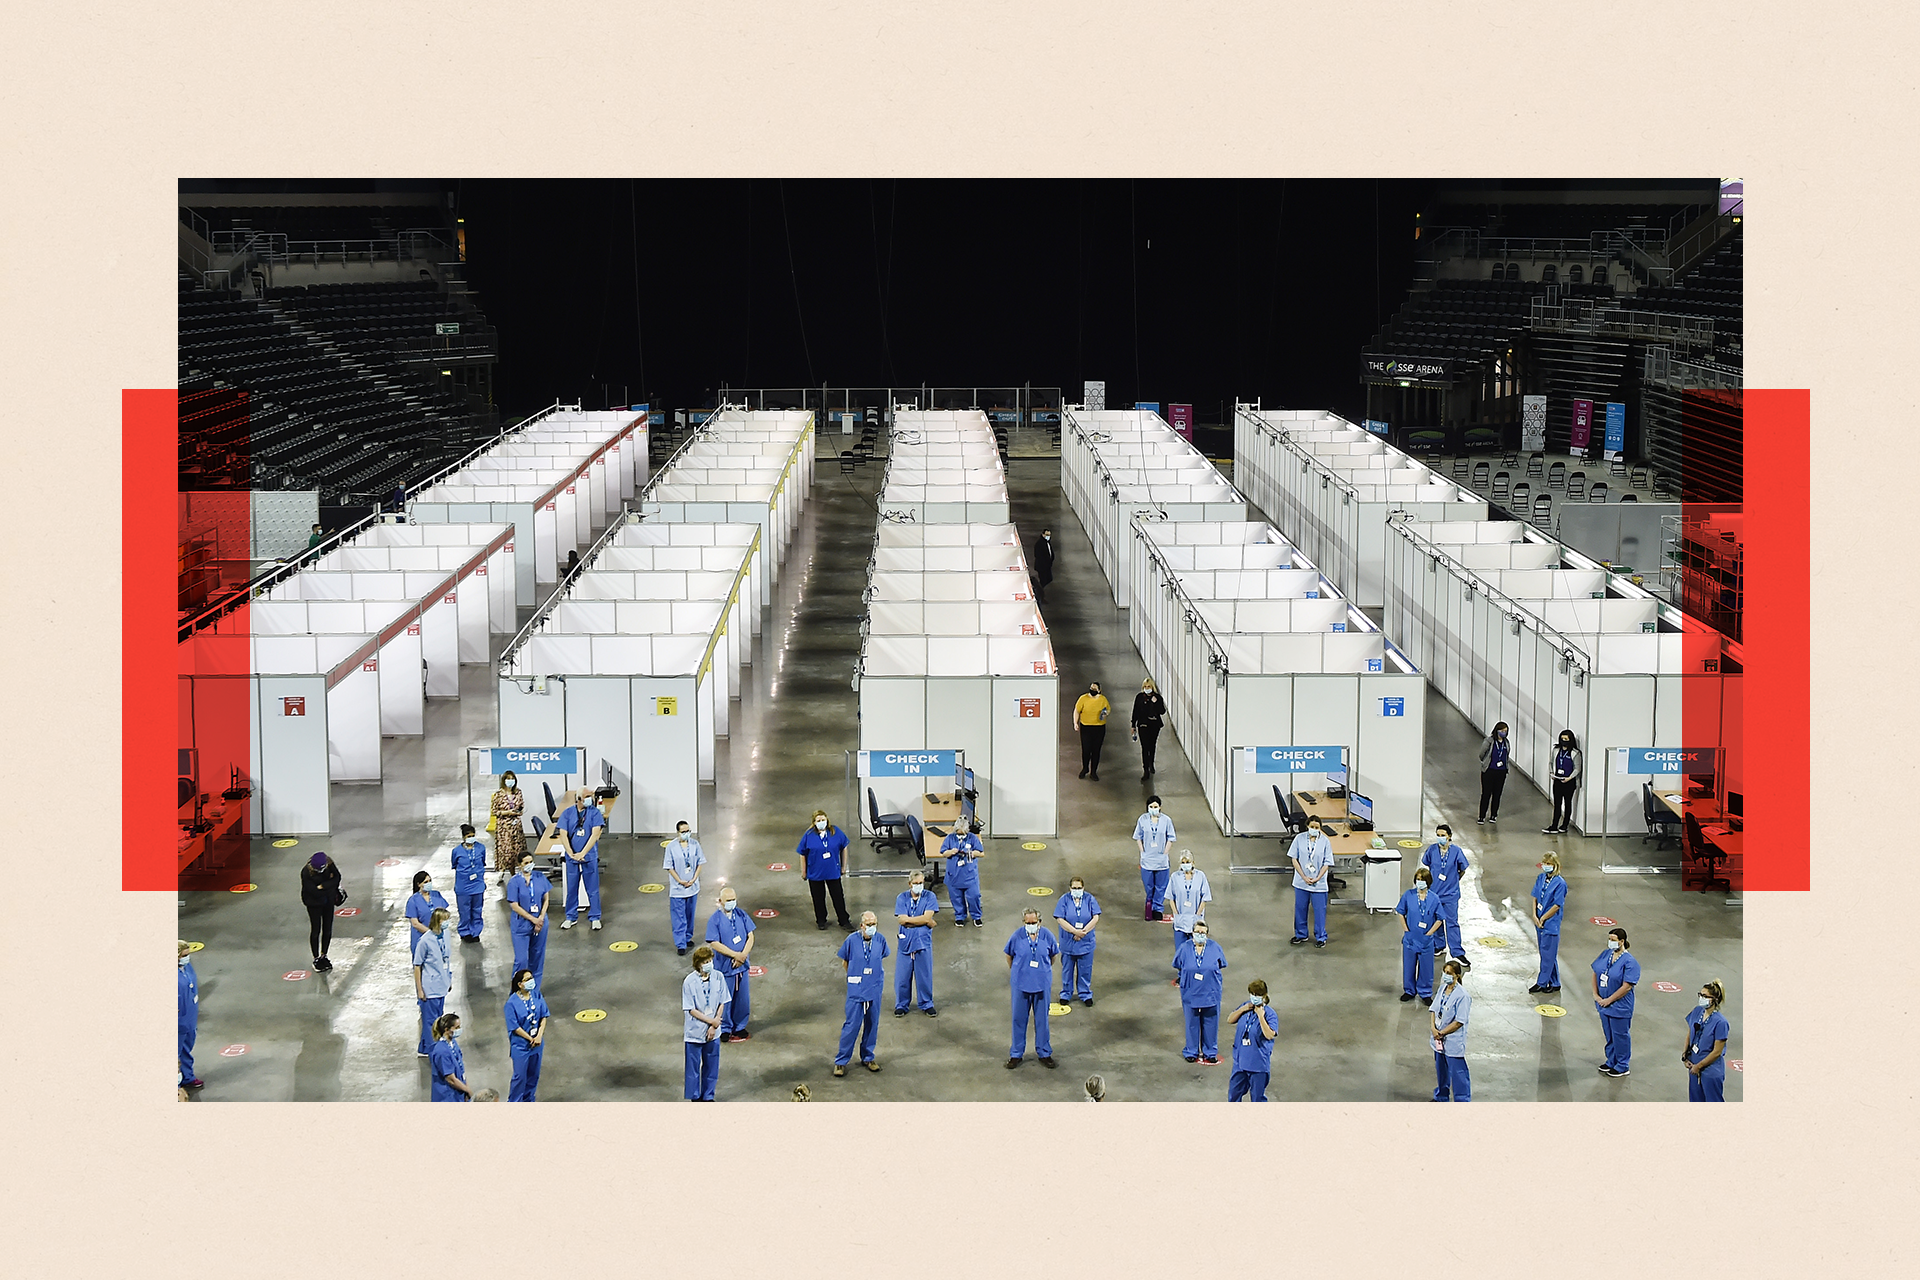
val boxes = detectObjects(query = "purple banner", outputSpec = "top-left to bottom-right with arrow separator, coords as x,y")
1570,398 -> 1594,456
1169,403 -> 1193,441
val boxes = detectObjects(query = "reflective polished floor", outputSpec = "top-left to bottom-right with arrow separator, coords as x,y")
179,447 -> 1741,1101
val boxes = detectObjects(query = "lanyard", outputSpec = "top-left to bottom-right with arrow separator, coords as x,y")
1690,1011 -> 1716,1059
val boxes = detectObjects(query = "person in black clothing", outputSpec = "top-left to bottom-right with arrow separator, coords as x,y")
1131,678 -> 1168,781
1476,721 -> 1511,824
300,852 -> 344,971
1030,528 -> 1055,605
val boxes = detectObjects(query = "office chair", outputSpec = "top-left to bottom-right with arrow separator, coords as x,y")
1273,785 -> 1306,834
1684,810 -> 1732,894
1641,783 -> 1681,850
542,781 -> 559,821
868,787 -> 915,857
904,814 -> 928,870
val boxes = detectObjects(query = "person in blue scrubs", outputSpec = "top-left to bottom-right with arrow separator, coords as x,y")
450,824 -> 487,942
406,870 -> 450,958
556,790 -> 605,932
1288,817 -> 1334,947
1529,852 -> 1567,994
892,870 -> 941,1017
1226,979 -> 1277,1101
681,945 -> 729,1102
412,907 -> 453,1056
1134,798 -> 1175,921
177,941 -> 203,1090
834,912 -> 889,1076
1052,876 -> 1101,1005
1591,926 -> 1641,1077
504,968 -> 549,1102
662,819 -> 706,953
1418,824 -> 1469,968
800,810 -> 854,932
1683,979 -> 1731,1102
1430,959 -> 1472,1101
428,1013 -> 472,1101
1174,922 -> 1229,1063
506,853 -> 551,988
939,820 -> 987,927
1396,867 -> 1445,1004
1163,851 -> 1212,949
1005,908 -> 1060,1069
704,887 -> 756,1041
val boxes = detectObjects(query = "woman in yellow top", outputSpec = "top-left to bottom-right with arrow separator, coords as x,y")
1073,682 -> 1112,781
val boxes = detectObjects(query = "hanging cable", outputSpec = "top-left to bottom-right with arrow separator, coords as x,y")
779,179 -> 817,386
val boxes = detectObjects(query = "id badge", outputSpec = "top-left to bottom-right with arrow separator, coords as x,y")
847,975 -> 861,985
1029,960 -> 1040,968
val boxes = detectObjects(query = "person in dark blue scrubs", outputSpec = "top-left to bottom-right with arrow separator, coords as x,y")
1005,909 -> 1060,1069
1591,927 -> 1640,1077
1395,868 -> 1445,1004
450,825 -> 487,942
1173,923 -> 1229,1063
556,790 -> 605,932
1418,824 -> 1470,968
177,941 -> 203,1091
892,870 -> 940,1017
428,1013 -> 472,1101
681,945 -> 729,1101
704,888 -> 756,1041
1226,979 -> 1277,1101
1529,852 -> 1567,994
1683,979 -> 1731,1102
506,853 -> 551,987
940,821 -> 986,927
406,870 -> 450,959
800,810 -> 853,932
834,912 -> 889,1076
504,968 -> 549,1102
1052,876 -> 1101,1005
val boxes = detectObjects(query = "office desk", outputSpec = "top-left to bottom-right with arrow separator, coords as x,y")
920,792 -> 962,826
534,789 -> 622,878
1278,806 -> 1380,905
1656,791 -> 1687,821
1294,790 -> 1353,823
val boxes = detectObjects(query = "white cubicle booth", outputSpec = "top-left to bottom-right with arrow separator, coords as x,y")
876,522 -> 1022,551
309,526 -> 514,663
343,523 -> 518,634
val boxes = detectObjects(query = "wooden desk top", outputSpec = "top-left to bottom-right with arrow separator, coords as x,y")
920,792 -> 962,823
535,789 -> 621,858
1294,790 -> 1352,822
1698,827 -> 1741,856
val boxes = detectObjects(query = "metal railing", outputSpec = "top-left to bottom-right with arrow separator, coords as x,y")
1388,513 -> 1597,675
1529,298 -> 1716,345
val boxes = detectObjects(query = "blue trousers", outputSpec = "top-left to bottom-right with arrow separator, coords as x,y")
1435,895 -> 1463,958
1060,950 -> 1094,1001
1140,866 -> 1170,913
1292,887 -> 1328,942
1536,928 -> 1561,987
1401,933 -> 1436,998
565,854 -> 602,923
416,996 -> 445,1054
1229,1070 -> 1269,1101
1690,1064 -> 1725,1102
1183,1004 -> 1219,1059
456,891 -> 485,938
722,969 -> 752,1034
668,894 -> 697,947
1601,1011 -> 1634,1071
178,1022 -> 196,1083
947,880 -> 981,924
512,924 -> 549,985
1010,989 -> 1051,1059
837,997 -> 879,1066
895,947 -> 934,1010
684,1039 -> 719,1100
1433,1052 -> 1471,1100
509,1041 -> 543,1101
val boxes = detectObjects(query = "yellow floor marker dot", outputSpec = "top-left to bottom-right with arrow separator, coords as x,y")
1022,842 -> 1047,850
1537,1005 -> 1567,1018
1477,937 -> 1510,949
1050,1002 -> 1072,1016
1397,839 -> 1423,849
575,1009 -> 608,1023
1027,886 -> 1054,896
183,941 -> 205,953
638,883 -> 666,893
230,883 -> 257,893
608,940 -> 638,952
272,838 -> 299,848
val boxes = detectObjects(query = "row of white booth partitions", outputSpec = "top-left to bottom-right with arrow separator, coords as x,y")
858,411 -> 1058,837
1061,409 -> 1248,608
1383,516 -> 1742,837
496,411 -> 817,836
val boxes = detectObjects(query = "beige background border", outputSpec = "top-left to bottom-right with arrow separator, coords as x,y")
0,1 -> 1909,1275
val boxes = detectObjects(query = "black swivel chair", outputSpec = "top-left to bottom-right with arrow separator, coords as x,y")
1641,783 -> 1682,850
868,787 -> 915,857
1684,811 -> 1733,894
905,814 -> 928,870
1273,786 -> 1306,834
542,781 -> 559,821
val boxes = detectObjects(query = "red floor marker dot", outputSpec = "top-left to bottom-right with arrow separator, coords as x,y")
1730,1060 -> 1744,1071
1651,981 -> 1681,992
283,970 -> 309,981
767,862 -> 790,872
334,907 -> 361,917
747,965 -> 768,976
754,909 -> 778,919
1590,916 -> 1616,927
220,1044 -> 249,1057
376,858 -> 401,867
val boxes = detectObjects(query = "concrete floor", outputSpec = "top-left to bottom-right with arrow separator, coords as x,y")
180,447 -> 1741,1101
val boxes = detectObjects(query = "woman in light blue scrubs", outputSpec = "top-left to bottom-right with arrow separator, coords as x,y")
1430,959 -> 1471,1101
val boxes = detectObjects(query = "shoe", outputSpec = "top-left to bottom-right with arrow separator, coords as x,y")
1184,1056 -> 1199,1063
1545,986 -> 1561,994
1006,1058 -> 1021,1069
418,1051 -> 430,1059
973,920 -> 984,928
590,920 -> 602,931
832,1064 -> 846,1077
1420,997 -> 1433,1007
1090,773 -> 1099,781
1400,992 -> 1415,1002
1541,827 -> 1558,835
1314,939 -> 1326,948
864,1060 -> 881,1072
1082,998 -> 1094,1007
1475,818 -> 1484,825
1458,959 -> 1471,970
1598,1065 -> 1619,1077
1201,1056 -> 1218,1065
1142,774 -> 1150,782
894,1008 -> 908,1018
1039,1056 -> 1057,1069
1528,984 -> 1543,993
1079,769 -> 1088,779
561,918 -> 577,930
1488,816 -> 1497,824
838,920 -> 854,931
460,935 -> 478,944
182,1078 -> 205,1090
954,921 -> 966,928
925,1008 -> 938,1017
1290,936 -> 1307,946
676,946 -> 687,956
1152,910 -> 1164,922
816,921 -> 828,930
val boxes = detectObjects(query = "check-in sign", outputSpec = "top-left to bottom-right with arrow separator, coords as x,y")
859,750 -> 957,777
1622,747 -> 1713,774
1242,745 -> 1343,774
486,747 -> 585,775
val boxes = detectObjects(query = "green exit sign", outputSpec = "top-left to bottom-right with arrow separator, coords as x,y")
435,322 -> 460,335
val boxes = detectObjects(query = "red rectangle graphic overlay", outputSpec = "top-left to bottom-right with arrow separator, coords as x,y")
123,390 -> 177,890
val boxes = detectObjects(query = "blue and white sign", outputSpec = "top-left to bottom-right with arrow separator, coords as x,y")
1331,621 -> 1347,632
859,750 -> 958,777
1623,747 -> 1713,774
1242,745 -> 1344,774
1603,402 -> 1626,456
1380,697 -> 1406,718
486,747 -> 585,776
1366,658 -> 1384,673
1135,402 -> 1161,414
1363,418 -> 1391,436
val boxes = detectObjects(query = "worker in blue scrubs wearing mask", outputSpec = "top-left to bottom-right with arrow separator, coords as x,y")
428,1013 -> 472,1101
177,941 -> 203,1091
939,820 -> 987,928
1288,817 -> 1334,947
1682,980 -> 1731,1102
1529,852 -> 1567,994
412,908 -> 453,1057
1005,908 -> 1060,1069
704,887 -> 755,1041
1226,979 -> 1277,1101
1418,824 -> 1469,968
1163,851 -> 1211,949
406,870 -> 450,958
506,852 -> 551,988
1052,876 -> 1101,1005
504,967 -> 549,1101
1174,922 -> 1229,1063
1592,927 -> 1640,1077
663,820 -> 706,954
1431,959 -> 1471,1101
1134,797 -> 1175,921
681,945 -> 729,1101
556,790 -> 605,933
834,912 -> 889,1077
450,824 -> 487,942
893,870 -> 941,1017
1396,867 -> 1445,1004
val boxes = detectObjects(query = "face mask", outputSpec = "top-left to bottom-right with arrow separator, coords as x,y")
1416,880 -> 1429,892
1435,835 -> 1447,844
699,963 -> 712,976
178,955 -> 189,967
1308,828 -> 1322,839
816,820 -> 828,831
1608,940 -> 1622,952
862,926 -> 876,938
1025,924 -> 1039,936
1179,862 -> 1192,874
505,779 -> 517,789
462,839 -> 474,847
1446,971 -> 1461,985
520,864 -> 534,877
420,882 -> 432,893
1070,889 -> 1083,900
1697,995 -> 1712,1008
910,886 -> 922,897
1149,805 -> 1161,815
1249,995 -> 1264,1006
1561,740 -> 1572,748
721,901 -> 737,914
678,831 -> 691,842
1539,865 -> 1553,875
1495,731 -> 1505,739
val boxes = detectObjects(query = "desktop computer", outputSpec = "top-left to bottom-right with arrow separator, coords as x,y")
1346,791 -> 1375,831
1326,763 -> 1348,799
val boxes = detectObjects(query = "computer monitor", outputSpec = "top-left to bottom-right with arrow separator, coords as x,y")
1726,791 -> 1743,817
1327,764 -> 1348,788
1347,792 -> 1374,825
